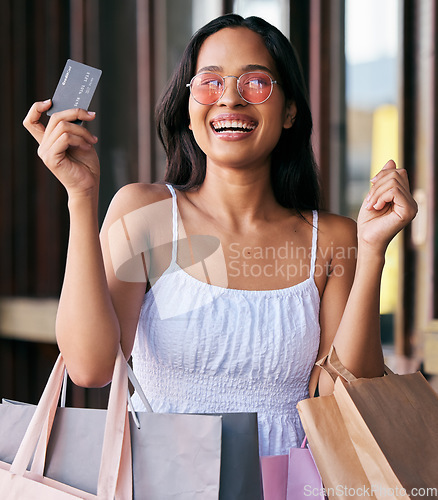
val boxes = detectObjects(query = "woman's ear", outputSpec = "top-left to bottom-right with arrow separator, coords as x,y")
283,101 -> 297,129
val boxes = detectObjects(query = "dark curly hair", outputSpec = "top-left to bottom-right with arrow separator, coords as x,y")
156,13 -> 320,210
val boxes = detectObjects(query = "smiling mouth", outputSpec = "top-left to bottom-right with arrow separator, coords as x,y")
210,119 -> 257,133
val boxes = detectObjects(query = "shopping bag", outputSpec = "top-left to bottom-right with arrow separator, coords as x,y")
126,366 -> 263,500
260,438 -> 325,500
297,345 -> 438,500
0,346 -> 223,499
261,454 -> 288,499
287,439 -> 325,499
0,345 -> 132,499
213,412 -> 262,499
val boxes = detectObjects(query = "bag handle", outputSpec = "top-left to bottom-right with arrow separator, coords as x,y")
9,354 -> 65,475
9,346 -> 132,499
126,362 -> 153,430
56,357 -> 153,432
97,346 -> 131,498
58,361 -> 153,413
315,345 -> 357,384
126,363 -> 153,412
29,365 -> 71,476
316,345 -> 394,383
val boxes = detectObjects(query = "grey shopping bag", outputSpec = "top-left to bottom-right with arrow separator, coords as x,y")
0,346 -> 223,499
0,346 -> 132,498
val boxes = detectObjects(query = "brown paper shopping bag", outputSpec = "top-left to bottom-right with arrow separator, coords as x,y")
297,346 -> 438,500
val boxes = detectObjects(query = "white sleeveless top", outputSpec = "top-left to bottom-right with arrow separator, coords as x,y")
131,184 -> 321,456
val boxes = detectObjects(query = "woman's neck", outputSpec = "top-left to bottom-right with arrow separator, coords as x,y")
186,163 -> 285,231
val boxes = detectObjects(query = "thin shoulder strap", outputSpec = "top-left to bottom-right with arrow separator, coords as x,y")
310,210 -> 318,278
165,184 -> 178,265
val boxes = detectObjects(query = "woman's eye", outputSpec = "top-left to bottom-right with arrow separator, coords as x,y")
200,77 -> 222,87
245,77 -> 269,87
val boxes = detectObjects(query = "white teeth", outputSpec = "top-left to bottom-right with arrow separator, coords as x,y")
211,119 -> 256,132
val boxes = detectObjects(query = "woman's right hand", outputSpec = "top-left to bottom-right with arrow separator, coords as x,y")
23,99 -> 100,198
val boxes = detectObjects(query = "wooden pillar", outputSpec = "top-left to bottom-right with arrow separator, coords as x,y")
399,0 -> 418,357
289,1 -> 310,89
137,0 -> 155,183
309,0 -> 346,213
402,0 -> 438,371
222,0 -> 234,15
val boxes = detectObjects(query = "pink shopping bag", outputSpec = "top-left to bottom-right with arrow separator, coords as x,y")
261,438 -> 325,500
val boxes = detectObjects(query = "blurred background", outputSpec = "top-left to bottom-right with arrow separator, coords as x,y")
1,0 -> 437,406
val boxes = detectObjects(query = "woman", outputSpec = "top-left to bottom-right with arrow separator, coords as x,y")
23,14 -> 417,456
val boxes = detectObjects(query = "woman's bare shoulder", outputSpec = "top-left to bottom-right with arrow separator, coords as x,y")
103,182 -> 172,223
110,182 -> 171,211
317,211 -> 357,248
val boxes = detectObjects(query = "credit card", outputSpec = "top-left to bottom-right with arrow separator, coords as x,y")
47,59 -> 102,118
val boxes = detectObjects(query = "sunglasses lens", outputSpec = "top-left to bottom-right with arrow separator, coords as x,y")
191,74 -> 224,104
189,72 -> 274,104
238,73 -> 272,103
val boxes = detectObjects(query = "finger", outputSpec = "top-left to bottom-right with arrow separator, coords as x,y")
382,159 -> 396,171
370,162 -> 410,192
374,159 -> 396,177
370,159 -> 397,183
367,181 -> 417,220
51,119 -> 98,148
372,186 -> 402,212
23,99 -> 52,143
372,188 -> 417,223
366,176 -> 411,210
44,108 -> 96,138
38,132 -> 94,167
368,168 -> 410,199
38,119 -> 97,161
38,114 -> 98,166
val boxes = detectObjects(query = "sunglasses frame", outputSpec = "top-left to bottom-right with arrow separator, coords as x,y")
186,71 -> 278,105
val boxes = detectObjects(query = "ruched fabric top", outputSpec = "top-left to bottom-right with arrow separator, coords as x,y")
131,184 -> 321,456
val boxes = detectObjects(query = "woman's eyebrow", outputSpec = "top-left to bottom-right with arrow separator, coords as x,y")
197,65 -> 222,73
241,64 -> 274,74
196,64 -> 274,74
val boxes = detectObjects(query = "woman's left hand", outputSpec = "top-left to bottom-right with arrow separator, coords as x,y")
357,159 -> 417,254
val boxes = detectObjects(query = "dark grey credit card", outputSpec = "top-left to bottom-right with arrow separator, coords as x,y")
47,59 -> 102,118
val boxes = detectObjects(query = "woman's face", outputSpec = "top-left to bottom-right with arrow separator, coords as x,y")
188,27 -> 295,173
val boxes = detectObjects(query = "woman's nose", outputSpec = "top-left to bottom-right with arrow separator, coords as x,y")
217,76 -> 246,106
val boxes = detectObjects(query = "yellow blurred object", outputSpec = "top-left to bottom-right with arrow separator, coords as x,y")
371,105 -> 399,315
